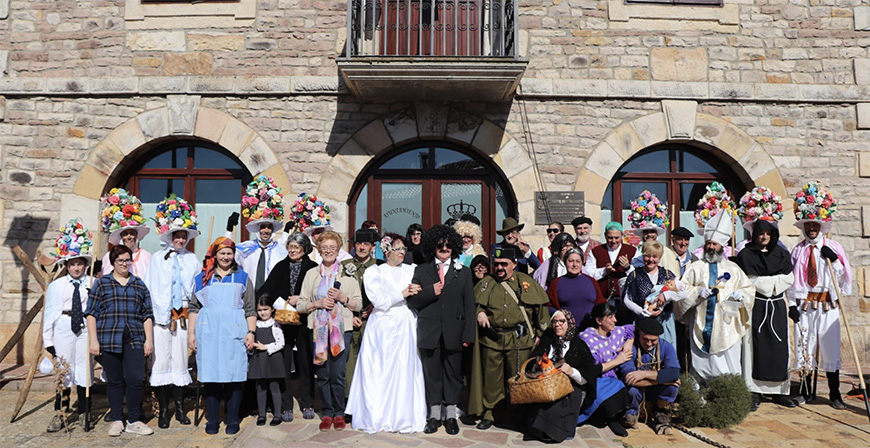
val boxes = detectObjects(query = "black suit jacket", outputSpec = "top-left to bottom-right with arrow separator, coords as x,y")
409,260 -> 476,351
258,256 -> 318,299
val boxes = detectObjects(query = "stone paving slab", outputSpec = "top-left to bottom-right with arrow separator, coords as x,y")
3,373 -> 870,448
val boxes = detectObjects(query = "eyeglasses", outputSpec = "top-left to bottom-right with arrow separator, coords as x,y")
473,265 -> 488,271
462,235 -> 473,240
437,242 -> 450,249
320,246 -> 338,253
546,228 -> 560,234
391,247 -> 408,252
552,319 -> 567,324
115,258 -> 133,265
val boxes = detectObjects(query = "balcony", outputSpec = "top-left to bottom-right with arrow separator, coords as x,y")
337,0 -> 528,101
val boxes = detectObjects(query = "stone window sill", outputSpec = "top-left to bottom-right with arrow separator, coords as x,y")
125,0 -> 255,29
609,0 -> 738,27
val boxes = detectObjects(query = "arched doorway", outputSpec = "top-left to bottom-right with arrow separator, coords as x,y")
349,143 -> 516,249
114,140 -> 254,259
602,143 -> 746,249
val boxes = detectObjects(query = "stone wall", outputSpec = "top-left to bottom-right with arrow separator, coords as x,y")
2,0 -> 870,367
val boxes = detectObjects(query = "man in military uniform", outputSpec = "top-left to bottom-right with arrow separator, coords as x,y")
474,245 -> 550,430
340,228 -> 382,399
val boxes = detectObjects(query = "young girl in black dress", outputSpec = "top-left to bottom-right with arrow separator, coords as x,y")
249,294 -> 285,426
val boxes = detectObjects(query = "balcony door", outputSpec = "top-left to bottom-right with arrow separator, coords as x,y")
378,0 -> 483,56
350,144 -> 514,249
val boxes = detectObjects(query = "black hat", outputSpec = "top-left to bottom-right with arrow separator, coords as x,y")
352,228 -> 379,243
459,214 -> 481,226
492,245 -> 518,261
671,226 -> 694,238
635,317 -> 664,336
571,216 -> 593,227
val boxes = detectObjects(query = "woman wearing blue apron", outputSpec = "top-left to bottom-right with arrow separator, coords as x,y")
188,237 -> 256,435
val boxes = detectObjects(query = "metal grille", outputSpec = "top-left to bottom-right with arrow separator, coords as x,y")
346,0 -> 517,57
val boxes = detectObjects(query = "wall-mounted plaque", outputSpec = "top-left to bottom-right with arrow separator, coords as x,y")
535,191 -> 585,225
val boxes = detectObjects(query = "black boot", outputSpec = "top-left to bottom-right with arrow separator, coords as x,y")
157,387 -> 171,428
173,386 -> 191,425
828,371 -> 846,410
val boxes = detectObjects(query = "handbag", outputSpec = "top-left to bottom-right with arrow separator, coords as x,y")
508,358 -> 574,405
274,302 -> 300,326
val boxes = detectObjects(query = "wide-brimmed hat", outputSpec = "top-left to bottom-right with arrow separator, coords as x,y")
737,186 -> 783,232
793,180 -> 836,235
496,217 -> 524,235
243,175 -> 285,235
53,218 -> 94,265
154,195 -> 200,245
100,188 -> 150,245
302,224 -> 334,237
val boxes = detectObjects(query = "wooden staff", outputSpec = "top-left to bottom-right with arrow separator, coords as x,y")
9,256 -> 62,422
207,215 -> 215,244
83,237 -> 100,432
826,258 -> 870,424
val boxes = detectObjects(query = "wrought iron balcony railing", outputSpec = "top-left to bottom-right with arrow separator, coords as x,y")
345,0 -> 519,58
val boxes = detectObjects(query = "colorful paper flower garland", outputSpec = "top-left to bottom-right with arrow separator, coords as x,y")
629,190 -> 669,230
242,174 -> 284,221
99,188 -> 146,233
694,181 -> 737,227
794,180 -> 836,222
53,218 -> 93,261
154,194 -> 198,235
287,193 -> 331,232
737,186 -> 783,224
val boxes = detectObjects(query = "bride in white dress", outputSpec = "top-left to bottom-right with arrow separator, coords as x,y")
346,233 -> 427,433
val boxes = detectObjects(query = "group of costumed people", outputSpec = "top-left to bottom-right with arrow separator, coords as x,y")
40,176 -> 853,442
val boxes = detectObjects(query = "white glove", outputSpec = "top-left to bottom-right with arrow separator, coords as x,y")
640,307 -> 653,317
699,287 -> 714,298
729,291 -> 743,302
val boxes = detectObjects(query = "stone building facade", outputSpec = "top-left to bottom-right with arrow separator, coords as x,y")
2,0 -> 870,368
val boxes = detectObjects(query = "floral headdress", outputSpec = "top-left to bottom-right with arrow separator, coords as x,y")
100,188 -> 150,244
53,218 -> 94,264
629,190 -> 669,231
379,235 -> 393,254
154,194 -> 199,244
794,180 -> 836,222
242,175 -> 284,222
694,182 -> 737,228
287,192 -> 331,233
737,186 -> 783,225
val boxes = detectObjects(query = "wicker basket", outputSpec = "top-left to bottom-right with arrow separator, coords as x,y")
275,302 -> 300,326
509,358 -> 574,405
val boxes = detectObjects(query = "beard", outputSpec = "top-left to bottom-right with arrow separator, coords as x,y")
703,247 -> 725,264
576,234 -> 589,244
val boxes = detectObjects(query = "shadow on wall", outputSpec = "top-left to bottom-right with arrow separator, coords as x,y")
3,215 -> 52,364
322,85 -> 516,237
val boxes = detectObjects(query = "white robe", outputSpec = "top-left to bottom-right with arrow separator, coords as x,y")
676,258 -> 755,382
43,275 -> 94,388
143,248 -> 201,386
346,263 -> 426,433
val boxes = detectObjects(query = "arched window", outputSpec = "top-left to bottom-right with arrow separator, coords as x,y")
601,144 -> 745,249
350,143 -> 516,249
115,140 -> 253,260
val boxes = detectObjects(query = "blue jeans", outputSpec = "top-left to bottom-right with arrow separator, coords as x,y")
626,384 -> 679,415
313,331 -> 352,417
101,345 -> 145,422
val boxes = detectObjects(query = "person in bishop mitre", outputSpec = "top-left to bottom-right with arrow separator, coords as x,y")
674,212 -> 755,383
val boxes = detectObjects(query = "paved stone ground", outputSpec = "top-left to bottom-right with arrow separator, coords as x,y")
3,364 -> 870,448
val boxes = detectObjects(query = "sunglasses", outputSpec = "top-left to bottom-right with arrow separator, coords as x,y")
546,228 -> 560,234
493,261 -> 511,267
